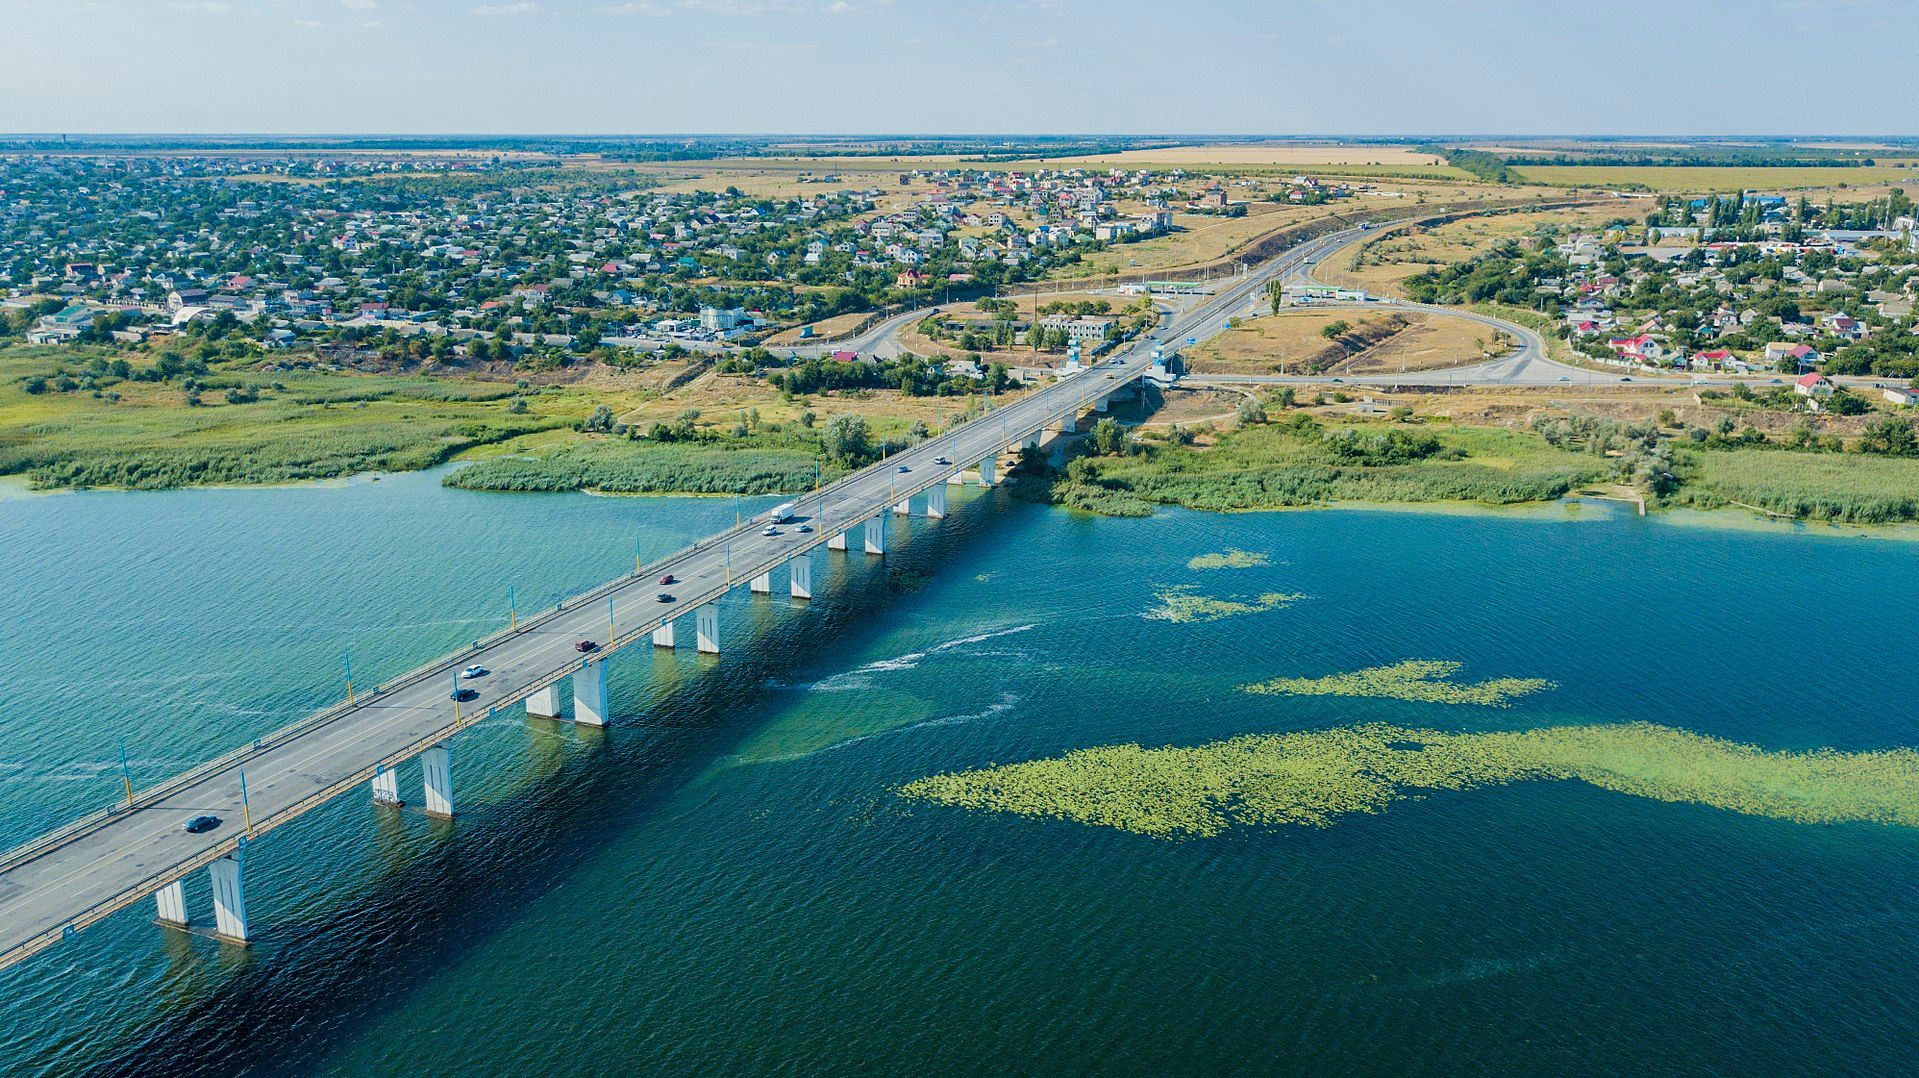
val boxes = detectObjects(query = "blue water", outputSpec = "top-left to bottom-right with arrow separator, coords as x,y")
5,473 -> 1919,1075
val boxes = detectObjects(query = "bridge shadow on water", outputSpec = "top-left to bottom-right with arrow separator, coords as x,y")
67,489 -> 1034,1078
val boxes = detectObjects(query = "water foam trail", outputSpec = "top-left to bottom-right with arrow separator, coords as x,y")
809,623 -> 1038,690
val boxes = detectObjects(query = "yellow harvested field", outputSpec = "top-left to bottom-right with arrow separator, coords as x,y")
1185,310 -> 1499,375
1511,164 -> 1919,191
612,370 -> 1018,433
763,311 -> 871,346
1031,143 -> 1451,167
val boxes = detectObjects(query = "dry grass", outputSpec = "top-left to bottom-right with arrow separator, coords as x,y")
1184,310 -> 1495,375
763,310 -> 871,345
1026,143 -> 1453,167
1512,164 -> 1919,192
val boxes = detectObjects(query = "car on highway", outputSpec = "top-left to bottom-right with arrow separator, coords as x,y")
797,523 -> 813,533
933,456 -> 951,465
574,640 -> 599,653
451,687 -> 478,702
655,592 -> 674,604
459,664 -> 488,679
1558,376 -> 1570,382
762,525 -> 781,537
897,464 -> 910,473
182,814 -> 221,834
658,573 -> 675,585
1621,376 -> 1633,382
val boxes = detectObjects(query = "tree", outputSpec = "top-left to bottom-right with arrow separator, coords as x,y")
1088,417 -> 1131,456
1859,416 -> 1919,457
822,413 -> 872,466
1320,320 -> 1351,340
579,404 -> 617,433
1235,396 -> 1267,425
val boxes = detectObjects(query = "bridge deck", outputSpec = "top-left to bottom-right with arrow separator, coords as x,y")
0,224 -> 1370,975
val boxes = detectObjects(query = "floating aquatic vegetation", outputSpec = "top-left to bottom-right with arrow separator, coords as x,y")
897,722 -> 1919,839
1145,585 -> 1304,624
1187,549 -> 1272,570
1244,660 -> 1553,707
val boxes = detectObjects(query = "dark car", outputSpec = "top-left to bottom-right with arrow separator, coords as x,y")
182,814 -> 221,834
655,592 -> 675,603
451,687 -> 478,702
574,639 -> 599,653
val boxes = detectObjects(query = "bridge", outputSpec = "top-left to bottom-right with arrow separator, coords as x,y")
0,223 -> 1380,974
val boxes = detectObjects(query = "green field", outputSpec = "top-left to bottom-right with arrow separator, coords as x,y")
1041,416 -> 1607,516
1673,448 -> 1919,524
444,436 -> 834,495
1511,164 -> 1918,192
0,346 -> 577,489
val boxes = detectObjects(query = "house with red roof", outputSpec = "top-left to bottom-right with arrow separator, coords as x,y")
1795,372 -> 1833,398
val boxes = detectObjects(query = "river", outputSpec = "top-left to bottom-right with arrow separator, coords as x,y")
4,471 -> 1919,1074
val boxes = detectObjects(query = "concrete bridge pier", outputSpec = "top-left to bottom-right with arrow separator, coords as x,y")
978,457 -> 996,486
696,604 -> 720,654
155,880 -> 187,927
926,485 -> 946,519
209,855 -> 248,943
652,619 -> 676,648
863,516 -> 887,555
422,745 -> 454,818
750,571 -> 772,594
1054,411 -> 1076,434
371,764 -> 402,805
790,554 -> 813,599
892,496 -> 911,516
1094,395 -> 1109,413
526,684 -> 563,719
828,530 -> 848,551
573,661 -> 607,727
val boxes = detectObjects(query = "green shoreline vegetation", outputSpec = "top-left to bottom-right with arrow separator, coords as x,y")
1026,413 -> 1608,518
1244,660 -> 1555,707
898,722 -> 1919,840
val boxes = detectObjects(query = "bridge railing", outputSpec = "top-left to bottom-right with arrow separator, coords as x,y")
0,225 -> 1303,881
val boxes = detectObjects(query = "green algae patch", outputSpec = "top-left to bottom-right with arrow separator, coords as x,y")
1187,549 -> 1272,570
897,722 -> 1919,839
1245,660 -> 1553,707
1147,584 -> 1305,623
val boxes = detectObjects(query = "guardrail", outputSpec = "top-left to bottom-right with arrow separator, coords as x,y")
0,220 -> 1303,974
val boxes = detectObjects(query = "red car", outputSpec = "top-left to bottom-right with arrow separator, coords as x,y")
574,640 -> 599,653
658,574 -> 675,585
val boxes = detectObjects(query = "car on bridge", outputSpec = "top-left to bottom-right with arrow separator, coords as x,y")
182,815 -> 221,834
459,664 -> 488,679
655,592 -> 674,604
450,687 -> 478,702
658,573 -> 675,585
934,456 -> 951,465
797,524 -> 813,534
574,640 -> 599,653
762,526 -> 781,536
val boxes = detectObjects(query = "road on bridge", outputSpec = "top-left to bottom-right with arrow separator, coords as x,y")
0,221 -> 1374,976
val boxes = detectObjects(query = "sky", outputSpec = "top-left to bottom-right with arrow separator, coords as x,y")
5,0 -> 1918,136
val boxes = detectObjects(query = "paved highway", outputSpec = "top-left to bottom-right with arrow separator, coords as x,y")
0,221 -> 1370,976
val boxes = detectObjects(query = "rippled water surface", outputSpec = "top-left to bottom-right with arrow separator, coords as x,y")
4,474 -> 1919,1075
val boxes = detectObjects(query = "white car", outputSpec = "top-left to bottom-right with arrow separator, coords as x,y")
460,664 -> 488,679
762,526 -> 781,536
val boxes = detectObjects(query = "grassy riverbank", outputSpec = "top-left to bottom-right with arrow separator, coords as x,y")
445,436 -> 836,495
0,371 -> 573,491
1024,416 -> 1608,517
